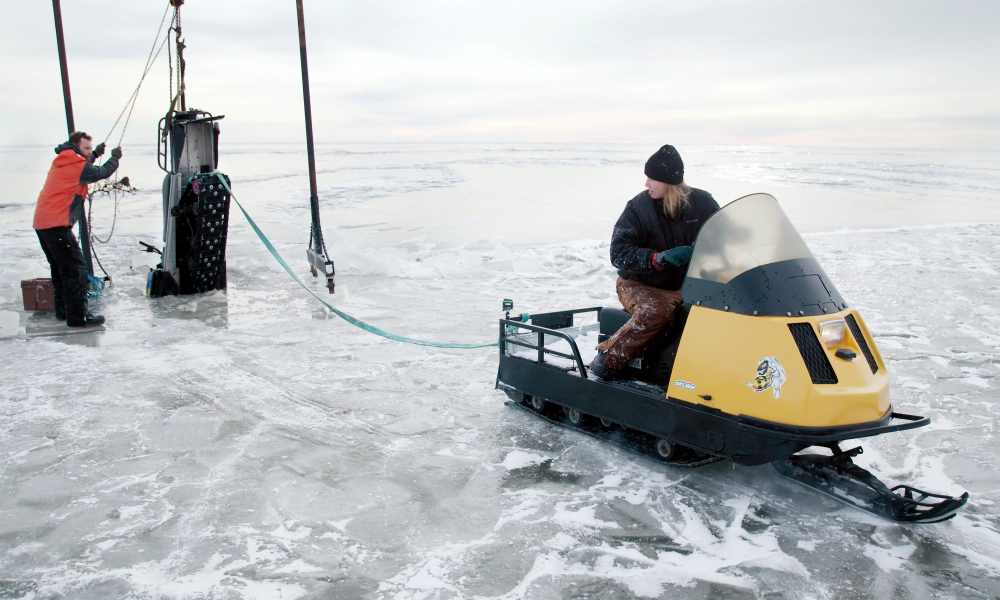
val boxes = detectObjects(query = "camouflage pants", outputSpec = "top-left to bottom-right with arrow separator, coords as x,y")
596,277 -> 683,371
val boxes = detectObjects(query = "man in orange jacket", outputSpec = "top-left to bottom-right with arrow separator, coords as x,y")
33,131 -> 122,327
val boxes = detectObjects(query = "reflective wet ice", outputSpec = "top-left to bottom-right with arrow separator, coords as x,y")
1,144 -> 999,599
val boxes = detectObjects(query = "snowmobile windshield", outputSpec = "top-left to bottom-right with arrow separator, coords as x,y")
687,193 -> 812,284
682,193 -> 847,316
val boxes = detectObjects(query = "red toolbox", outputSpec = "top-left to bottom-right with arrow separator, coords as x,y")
21,278 -> 56,311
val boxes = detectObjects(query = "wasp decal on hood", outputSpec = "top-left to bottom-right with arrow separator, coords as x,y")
748,357 -> 787,398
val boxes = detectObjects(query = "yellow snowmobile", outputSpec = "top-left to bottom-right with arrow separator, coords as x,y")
496,192 -> 968,523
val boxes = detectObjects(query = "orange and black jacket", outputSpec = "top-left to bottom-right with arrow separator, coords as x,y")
33,141 -> 119,230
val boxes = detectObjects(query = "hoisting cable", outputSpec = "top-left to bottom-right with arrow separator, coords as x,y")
88,192 -> 118,245
102,0 -> 172,146
86,179 -> 131,281
87,178 -> 136,245
85,0 -> 171,281
210,174 -> 496,349
89,237 -> 111,282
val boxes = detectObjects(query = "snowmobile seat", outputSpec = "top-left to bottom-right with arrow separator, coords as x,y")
598,307 -> 630,343
597,304 -> 690,385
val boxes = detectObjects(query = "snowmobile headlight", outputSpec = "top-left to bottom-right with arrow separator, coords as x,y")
818,319 -> 847,348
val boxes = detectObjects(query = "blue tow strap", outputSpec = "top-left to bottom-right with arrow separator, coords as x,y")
214,174 -> 496,349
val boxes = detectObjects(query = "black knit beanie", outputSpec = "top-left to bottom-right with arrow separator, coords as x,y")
644,144 -> 684,185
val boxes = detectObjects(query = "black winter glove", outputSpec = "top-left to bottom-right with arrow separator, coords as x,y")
111,146 -> 123,160
93,142 -> 106,159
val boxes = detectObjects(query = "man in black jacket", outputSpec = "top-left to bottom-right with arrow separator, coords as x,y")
590,144 -> 719,379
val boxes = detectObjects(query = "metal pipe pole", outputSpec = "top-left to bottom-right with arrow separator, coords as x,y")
296,0 -> 335,292
297,0 -> 321,238
171,0 -> 187,111
52,0 -> 95,278
52,0 -> 75,135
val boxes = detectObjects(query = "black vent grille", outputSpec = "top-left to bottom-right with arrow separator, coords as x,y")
845,314 -> 878,373
788,323 -> 838,384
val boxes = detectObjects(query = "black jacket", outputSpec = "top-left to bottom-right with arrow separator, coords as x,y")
609,188 -> 720,290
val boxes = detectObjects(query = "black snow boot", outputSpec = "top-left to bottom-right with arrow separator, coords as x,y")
588,352 -> 622,381
68,313 -> 105,327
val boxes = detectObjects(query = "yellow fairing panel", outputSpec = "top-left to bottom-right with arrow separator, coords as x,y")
668,306 -> 890,428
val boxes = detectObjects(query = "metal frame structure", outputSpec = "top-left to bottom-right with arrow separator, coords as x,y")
296,0 -> 336,293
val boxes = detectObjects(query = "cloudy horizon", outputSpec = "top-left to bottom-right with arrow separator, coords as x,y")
3,0 -> 997,148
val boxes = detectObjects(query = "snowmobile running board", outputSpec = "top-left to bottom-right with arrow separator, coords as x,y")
773,446 -> 970,523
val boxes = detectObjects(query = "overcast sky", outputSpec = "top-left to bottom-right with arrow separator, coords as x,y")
3,0 -> 997,147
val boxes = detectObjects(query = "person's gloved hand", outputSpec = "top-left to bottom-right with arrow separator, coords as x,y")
653,245 -> 693,268
111,146 -> 123,160
93,142 -> 106,158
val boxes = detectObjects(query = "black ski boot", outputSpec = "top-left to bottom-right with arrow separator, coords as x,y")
68,313 -> 106,328
588,352 -> 622,380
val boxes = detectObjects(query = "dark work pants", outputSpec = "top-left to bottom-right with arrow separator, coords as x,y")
36,227 -> 87,324
597,277 -> 684,371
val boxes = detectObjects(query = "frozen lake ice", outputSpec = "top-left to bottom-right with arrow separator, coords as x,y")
1,143 -> 998,599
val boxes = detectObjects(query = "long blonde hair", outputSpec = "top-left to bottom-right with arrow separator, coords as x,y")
661,182 -> 691,220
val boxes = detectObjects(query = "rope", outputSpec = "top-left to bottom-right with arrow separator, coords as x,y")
89,237 -> 111,282
87,193 -> 118,244
103,1 -> 172,146
87,179 -> 134,244
110,33 -> 171,148
87,2 -> 170,267
168,17 -> 174,106
208,174 -> 496,350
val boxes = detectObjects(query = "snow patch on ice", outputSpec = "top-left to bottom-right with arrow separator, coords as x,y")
271,521 -> 313,541
0,310 -> 19,338
401,557 -> 461,593
863,535 -> 915,572
120,555 -> 310,600
500,543 -> 754,599
501,449 -> 548,470
550,502 -> 616,530
546,532 -> 578,550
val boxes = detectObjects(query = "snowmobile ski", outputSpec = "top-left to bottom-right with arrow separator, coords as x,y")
505,397 -> 724,469
773,446 -> 969,523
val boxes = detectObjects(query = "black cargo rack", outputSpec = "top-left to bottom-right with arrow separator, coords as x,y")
499,307 -> 600,378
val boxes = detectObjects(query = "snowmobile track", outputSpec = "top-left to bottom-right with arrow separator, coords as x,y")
505,400 -> 726,469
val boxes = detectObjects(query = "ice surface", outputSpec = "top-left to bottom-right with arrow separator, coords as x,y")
1,143 -> 999,599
